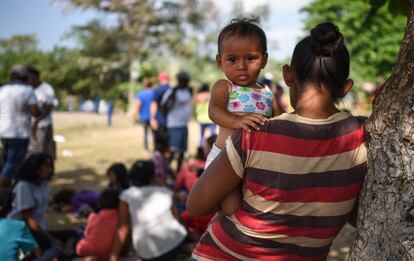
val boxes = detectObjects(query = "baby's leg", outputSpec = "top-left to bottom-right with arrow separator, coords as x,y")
220,187 -> 242,216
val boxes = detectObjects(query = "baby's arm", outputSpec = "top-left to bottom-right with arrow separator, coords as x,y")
209,79 -> 266,131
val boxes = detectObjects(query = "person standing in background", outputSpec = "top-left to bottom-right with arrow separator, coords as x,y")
27,66 -> 56,160
107,100 -> 114,127
0,65 -> 40,188
132,78 -> 154,151
150,72 -> 171,138
161,71 -> 193,173
194,83 -> 216,148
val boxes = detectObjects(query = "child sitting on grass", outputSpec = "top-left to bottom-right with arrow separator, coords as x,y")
76,188 -> 120,261
52,188 -> 100,218
0,188 -> 41,260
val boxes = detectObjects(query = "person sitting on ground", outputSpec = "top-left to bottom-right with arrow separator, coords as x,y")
9,153 -> 80,260
152,133 -> 174,187
106,162 -> 129,191
174,147 -> 206,198
52,188 -> 100,218
110,160 -> 187,260
76,188 -> 120,261
0,188 -> 41,261
176,135 -> 217,239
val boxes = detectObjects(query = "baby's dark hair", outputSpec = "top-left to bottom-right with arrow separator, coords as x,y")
128,160 -> 155,187
107,162 -> 129,189
291,22 -> 350,100
218,17 -> 267,54
14,153 -> 54,183
99,188 -> 120,209
53,188 -> 76,206
0,188 -> 13,216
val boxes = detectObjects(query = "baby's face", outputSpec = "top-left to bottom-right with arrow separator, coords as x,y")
217,35 -> 267,87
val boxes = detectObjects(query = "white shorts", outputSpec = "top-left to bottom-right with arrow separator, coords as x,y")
205,143 -> 221,168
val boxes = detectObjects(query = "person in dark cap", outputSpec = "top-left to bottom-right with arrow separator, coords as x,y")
0,65 -> 40,188
160,70 -> 193,173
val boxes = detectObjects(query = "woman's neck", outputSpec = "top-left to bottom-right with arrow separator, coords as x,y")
293,85 -> 339,119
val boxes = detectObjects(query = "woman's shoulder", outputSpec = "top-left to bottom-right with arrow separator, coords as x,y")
13,180 -> 33,190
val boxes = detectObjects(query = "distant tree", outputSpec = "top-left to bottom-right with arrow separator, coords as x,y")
301,0 -> 407,81
59,0 -> 216,108
0,34 -> 42,83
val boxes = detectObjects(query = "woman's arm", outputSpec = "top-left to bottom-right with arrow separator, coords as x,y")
131,99 -> 141,121
187,148 -> 242,217
21,209 -> 59,244
110,201 -> 131,260
21,209 -> 43,232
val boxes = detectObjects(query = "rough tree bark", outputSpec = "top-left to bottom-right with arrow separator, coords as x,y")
348,3 -> 414,261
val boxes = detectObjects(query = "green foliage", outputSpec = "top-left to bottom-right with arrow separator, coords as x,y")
1,0 -> 273,104
301,0 -> 407,82
0,35 -> 42,84
367,0 -> 412,16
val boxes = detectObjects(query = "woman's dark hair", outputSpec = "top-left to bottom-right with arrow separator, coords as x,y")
53,188 -> 76,206
291,22 -> 350,100
218,17 -> 267,54
107,163 -> 129,189
198,83 -> 209,93
128,160 -> 155,187
15,153 -> 54,183
99,188 -> 120,209
0,188 -> 13,216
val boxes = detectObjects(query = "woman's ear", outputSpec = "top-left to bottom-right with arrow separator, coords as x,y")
282,65 -> 294,87
339,79 -> 354,98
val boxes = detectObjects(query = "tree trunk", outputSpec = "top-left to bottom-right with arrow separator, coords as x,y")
348,3 -> 414,261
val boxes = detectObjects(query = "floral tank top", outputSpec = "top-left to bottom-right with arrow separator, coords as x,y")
227,82 -> 273,117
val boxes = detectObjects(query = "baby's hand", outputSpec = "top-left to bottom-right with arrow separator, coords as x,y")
236,114 -> 266,132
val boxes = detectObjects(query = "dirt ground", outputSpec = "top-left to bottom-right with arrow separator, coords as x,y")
47,112 -> 356,260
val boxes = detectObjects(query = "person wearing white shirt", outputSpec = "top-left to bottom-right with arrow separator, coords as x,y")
0,65 -> 40,188
27,67 -> 56,160
110,160 -> 187,260
160,71 -> 193,173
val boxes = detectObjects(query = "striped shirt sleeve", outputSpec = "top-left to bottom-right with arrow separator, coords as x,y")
225,129 -> 245,178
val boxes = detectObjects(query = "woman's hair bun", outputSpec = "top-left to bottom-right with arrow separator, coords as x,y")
310,22 -> 343,57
